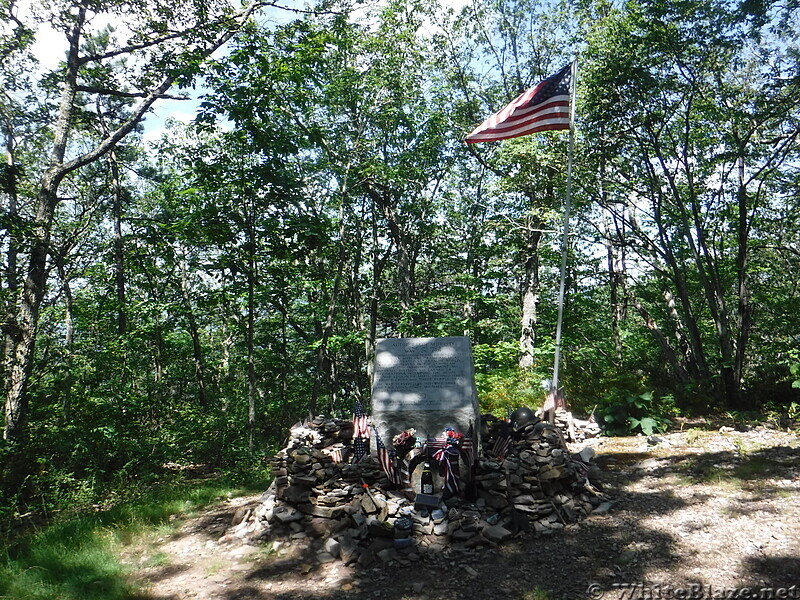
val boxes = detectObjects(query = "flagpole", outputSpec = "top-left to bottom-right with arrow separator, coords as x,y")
551,59 -> 577,400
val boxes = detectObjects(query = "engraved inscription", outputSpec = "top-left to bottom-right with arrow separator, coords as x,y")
371,337 -> 475,412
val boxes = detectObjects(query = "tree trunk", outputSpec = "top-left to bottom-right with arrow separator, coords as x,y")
599,153 -> 625,367
311,198 -> 347,416
365,186 -> 413,314
733,152 -> 753,409
4,185 -> 60,441
3,3 -> 84,442
53,257 -> 74,423
178,255 -> 208,409
518,220 -> 541,369
2,124 -> 19,416
110,151 -> 127,335
629,293 -> 691,384
247,227 -> 256,455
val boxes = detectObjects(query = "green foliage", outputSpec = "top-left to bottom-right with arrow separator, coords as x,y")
791,362 -> 800,390
0,474 -> 267,600
473,342 -> 550,416
2,0 -> 800,532
596,390 -> 674,436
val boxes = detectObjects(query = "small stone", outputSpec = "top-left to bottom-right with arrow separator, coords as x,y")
367,518 -> 394,538
361,494 -> 378,515
297,503 -> 344,519
231,507 -> 248,526
338,533 -> 358,564
633,457 -> 660,470
463,565 -> 479,577
592,502 -> 614,516
482,524 -> 512,544
273,506 -> 302,523
324,537 -> 341,558
377,547 -> 398,563
357,548 -> 375,567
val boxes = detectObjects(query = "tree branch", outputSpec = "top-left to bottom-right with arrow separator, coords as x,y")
75,85 -> 188,101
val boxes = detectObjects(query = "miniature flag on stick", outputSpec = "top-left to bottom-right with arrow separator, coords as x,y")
465,63 -> 572,144
352,400 -> 370,439
492,421 -> 514,459
352,400 -> 370,462
374,427 -> 400,485
462,422 -> 475,468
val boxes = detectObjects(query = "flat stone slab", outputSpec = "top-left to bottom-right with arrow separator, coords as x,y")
371,336 -> 480,442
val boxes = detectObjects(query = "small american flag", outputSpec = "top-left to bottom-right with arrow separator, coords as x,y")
374,427 -> 399,485
492,421 -> 514,459
427,436 -> 448,450
352,400 -> 370,439
466,63 -> 572,144
353,436 -> 368,463
462,422 -> 475,468
328,446 -> 345,463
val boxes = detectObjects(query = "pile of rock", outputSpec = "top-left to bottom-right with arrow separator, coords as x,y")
539,408 -> 603,442
232,415 -> 607,567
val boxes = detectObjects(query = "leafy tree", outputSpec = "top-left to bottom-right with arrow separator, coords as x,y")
582,0 -> 800,408
2,0 -> 266,447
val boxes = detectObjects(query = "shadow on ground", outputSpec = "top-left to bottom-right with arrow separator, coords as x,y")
140,435 -> 800,600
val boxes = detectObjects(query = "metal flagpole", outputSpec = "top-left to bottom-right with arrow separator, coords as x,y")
551,59 -> 578,400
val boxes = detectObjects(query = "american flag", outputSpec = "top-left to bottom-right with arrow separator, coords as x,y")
353,436 -> 368,463
374,427 -> 400,485
327,446 -> 345,463
462,423 -> 475,468
492,435 -> 513,459
465,63 -> 572,144
352,400 -> 370,439
492,421 -> 514,459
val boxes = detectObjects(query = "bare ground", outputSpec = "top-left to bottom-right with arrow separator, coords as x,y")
125,422 -> 800,600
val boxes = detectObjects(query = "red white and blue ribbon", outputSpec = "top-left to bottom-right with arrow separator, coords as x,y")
432,444 -> 461,494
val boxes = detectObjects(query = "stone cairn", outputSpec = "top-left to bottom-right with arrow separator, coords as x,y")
234,414 -> 608,567
547,407 -> 602,443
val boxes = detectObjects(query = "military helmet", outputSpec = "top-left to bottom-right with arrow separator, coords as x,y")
510,406 -> 537,432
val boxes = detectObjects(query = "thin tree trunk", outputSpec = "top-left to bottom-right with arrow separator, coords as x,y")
733,152 -> 753,408
247,224 -> 256,455
519,220 -> 541,369
2,123 -> 19,413
604,210 -> 625,366
311,180 -> 349,416
54,257 -> 74,422
599,152 -> 625,366
629,293 -> 691,384
178,255 -> 208,409
365,186 -> 413,314
365,200 -> 393,386
110,151 -> 127,335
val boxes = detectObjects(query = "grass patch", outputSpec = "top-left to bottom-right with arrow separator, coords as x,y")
0,473 -> 269,600
144,552 -> 171,568
520,587 -> 551,600
203,558 -> 228,577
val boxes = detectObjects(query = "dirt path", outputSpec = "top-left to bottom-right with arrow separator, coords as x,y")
126,424 -> 800,600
